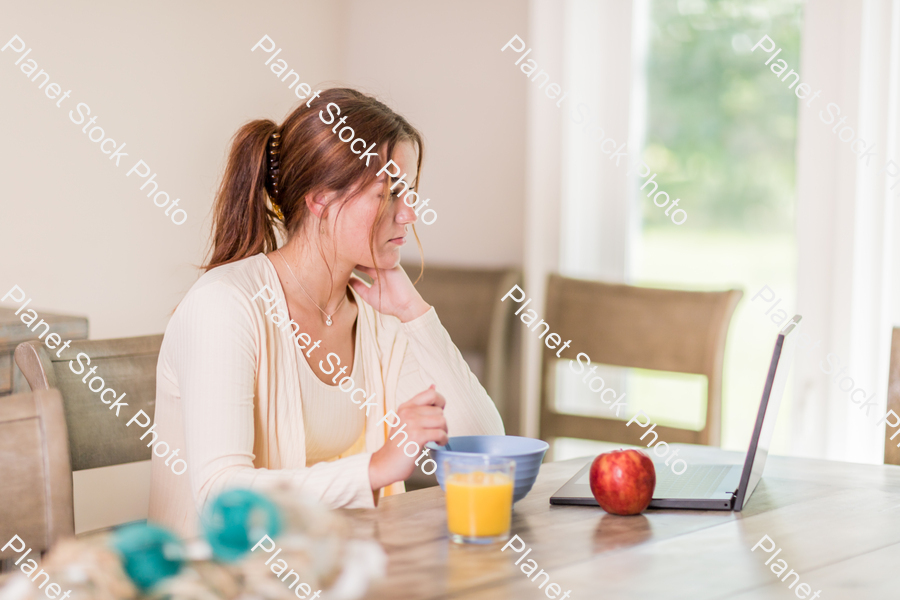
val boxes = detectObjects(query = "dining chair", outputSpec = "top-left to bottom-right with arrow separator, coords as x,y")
402,264 -> 522,489
407,264 -> 521,411
540,274 -> 743,450
0,389 -> 74,571
884,328 -> 900,466
14,335 -> 163,532
15,335 -> 164,472
0,307 -> 88,397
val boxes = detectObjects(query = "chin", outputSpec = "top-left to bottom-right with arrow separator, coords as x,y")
382,249 -> 402,269
355,249 -> 402,270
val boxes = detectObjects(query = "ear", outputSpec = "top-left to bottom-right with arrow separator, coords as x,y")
304,189 -> 335,219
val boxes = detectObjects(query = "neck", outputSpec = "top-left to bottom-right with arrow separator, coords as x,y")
279,234 -> 353,314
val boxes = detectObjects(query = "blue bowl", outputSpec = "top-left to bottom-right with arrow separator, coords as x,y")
425,435 -> 549,503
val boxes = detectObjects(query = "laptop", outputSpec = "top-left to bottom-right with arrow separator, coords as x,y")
550,315 -> 800,511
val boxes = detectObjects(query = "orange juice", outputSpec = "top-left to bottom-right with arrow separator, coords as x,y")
446,471 -> 514,538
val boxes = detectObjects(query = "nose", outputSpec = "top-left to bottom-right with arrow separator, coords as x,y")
396,197 -> 418,225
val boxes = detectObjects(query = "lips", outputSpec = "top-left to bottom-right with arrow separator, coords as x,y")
389,236 -> 406,245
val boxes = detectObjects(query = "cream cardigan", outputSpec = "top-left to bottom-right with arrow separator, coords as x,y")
147,254 -> 505,536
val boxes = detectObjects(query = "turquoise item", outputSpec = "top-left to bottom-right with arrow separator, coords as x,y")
202,488 -> 282,562
110,523 -> 184,591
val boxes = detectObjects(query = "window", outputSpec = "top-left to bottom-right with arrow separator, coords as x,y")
633,0 -> 804,452
554,0 -> 805,458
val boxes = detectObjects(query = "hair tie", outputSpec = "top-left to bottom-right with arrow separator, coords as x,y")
265,131 -> 284,221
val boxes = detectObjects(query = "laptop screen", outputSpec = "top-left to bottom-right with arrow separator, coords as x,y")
734,316 -> 800,510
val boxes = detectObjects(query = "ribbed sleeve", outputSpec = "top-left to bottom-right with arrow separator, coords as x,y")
398,308 -> 505,436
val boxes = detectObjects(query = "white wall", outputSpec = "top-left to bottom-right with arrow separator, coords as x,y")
343,0 -> 528,269
1,0 -> 349,532
0,0 -> 346,339
2,0 -> 528,327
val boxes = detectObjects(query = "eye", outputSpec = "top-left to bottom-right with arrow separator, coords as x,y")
391,187 -> 413,199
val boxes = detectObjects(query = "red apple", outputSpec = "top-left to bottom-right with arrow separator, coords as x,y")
589,449 -> 656,515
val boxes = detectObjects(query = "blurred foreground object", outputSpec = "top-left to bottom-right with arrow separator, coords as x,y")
0,486 -> 385,600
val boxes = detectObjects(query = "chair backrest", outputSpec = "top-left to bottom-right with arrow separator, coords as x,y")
540,274 -> 742,447
0,307 -> 88,397
14,335 -> 164,471
885,328 -> 900,465
401,265 -> 521,491
408,264 -> 521,412
0,389 -> 74,559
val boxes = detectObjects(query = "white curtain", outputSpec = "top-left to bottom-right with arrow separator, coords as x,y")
521,0 -> 564,438
558,0 -> 644,283
793,0 -> 900,464
521,0 -> 640,437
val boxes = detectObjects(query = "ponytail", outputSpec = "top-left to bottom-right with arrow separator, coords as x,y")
204,88 -> 425,273
204,120 -> 281,270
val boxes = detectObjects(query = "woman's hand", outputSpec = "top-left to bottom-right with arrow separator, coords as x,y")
350,265 -> 431,323
368,385 -> 449,490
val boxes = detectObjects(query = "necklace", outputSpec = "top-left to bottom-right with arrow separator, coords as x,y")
277,249 -> 347,326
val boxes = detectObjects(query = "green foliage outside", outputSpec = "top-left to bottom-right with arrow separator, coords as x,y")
642,0 -> 804,231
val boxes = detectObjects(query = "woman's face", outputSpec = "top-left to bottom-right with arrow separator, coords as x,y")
326,140 -> 419,270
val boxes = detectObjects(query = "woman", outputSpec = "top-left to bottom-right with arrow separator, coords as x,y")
147,88 -> 505,536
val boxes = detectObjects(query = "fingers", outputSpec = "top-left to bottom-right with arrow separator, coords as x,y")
352,267 -> 380,289
412,427 -> 448,448
350,274 -> 378,292
354,265 -> 384,288
348,279 -> 368,296
403,385 -> 446,409
386,386 -> 450,454
349,277 -> 370,290
398,406 -> 447,430
423,428 -> 449,447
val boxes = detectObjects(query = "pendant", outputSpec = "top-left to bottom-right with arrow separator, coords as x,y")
326,315 -> 333,326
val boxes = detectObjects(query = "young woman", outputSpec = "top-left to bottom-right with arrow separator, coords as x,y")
147,88 -> 505,535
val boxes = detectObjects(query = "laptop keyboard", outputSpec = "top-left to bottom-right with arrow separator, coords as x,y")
654,464 -> 733,499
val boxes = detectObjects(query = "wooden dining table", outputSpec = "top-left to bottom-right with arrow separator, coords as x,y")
342,441 -> 900,600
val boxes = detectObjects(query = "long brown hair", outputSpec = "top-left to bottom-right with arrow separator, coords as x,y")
204,88 -> 424,271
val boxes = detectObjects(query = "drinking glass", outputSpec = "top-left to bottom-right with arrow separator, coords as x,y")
443,455 -> 515,544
